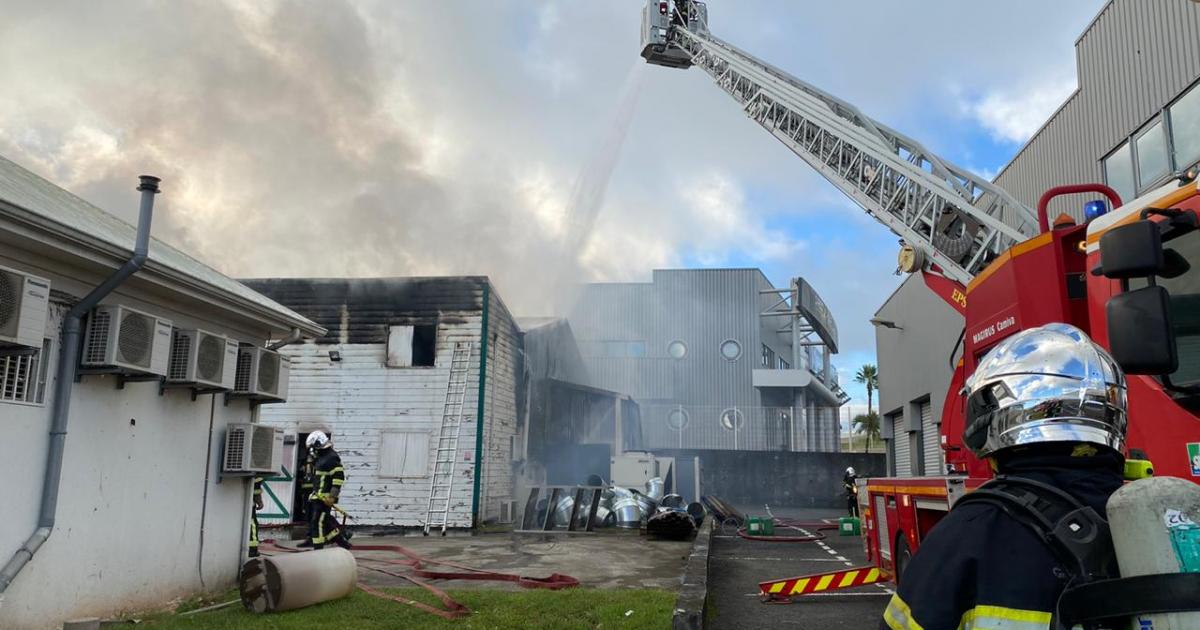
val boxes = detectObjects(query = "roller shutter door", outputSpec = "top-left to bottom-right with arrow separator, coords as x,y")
893,415 -> 911,477
921,401 -> 943,476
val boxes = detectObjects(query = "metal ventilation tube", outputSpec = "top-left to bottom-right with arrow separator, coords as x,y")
0,176 -> 160,594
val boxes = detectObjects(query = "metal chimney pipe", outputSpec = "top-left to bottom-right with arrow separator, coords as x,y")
0,176 -> 160,594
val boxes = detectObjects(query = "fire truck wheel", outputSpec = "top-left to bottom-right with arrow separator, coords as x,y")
894,535 -> 913,584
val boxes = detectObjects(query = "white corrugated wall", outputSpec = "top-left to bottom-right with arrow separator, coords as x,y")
260,313 -> 483,528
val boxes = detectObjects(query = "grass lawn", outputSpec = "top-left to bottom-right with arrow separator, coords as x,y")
139,587 -> 675,629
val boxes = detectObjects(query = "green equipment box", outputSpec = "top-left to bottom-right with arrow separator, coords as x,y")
839,517 -> 861,536
746,516 -> 775,536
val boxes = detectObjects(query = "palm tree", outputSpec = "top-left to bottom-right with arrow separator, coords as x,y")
855,364 -> 879,415
853,411 -> 881,452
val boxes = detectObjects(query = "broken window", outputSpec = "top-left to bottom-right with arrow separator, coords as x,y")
386,324 -> 437,367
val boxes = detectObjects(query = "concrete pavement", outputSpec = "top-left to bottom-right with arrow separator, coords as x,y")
706,508 -> 892,629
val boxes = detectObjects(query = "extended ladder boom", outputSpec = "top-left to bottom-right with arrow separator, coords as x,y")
640,1 -> 1039,285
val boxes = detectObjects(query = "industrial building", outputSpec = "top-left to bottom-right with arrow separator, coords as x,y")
245,277 -> 524,530
569,268 -> 848,453
875,0 -> 1200,476
0,155 -> 323,628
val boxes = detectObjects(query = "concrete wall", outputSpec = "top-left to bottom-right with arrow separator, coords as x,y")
873,275 -> 963,477
655,449 -> 886,509
1,244 -> 276,629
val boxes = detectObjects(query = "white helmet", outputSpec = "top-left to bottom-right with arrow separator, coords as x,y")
845,467 -> 855,476
306,430 -> 330,450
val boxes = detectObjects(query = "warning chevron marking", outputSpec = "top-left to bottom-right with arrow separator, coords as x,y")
760,566 -> 888,600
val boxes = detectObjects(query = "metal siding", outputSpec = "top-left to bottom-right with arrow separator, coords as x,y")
571,269 -> 841,450
995,0 -> 1200,222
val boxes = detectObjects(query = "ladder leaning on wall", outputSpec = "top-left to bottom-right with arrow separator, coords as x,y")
423,340 -> 474,535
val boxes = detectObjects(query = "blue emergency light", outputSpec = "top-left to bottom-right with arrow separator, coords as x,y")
1083,200 -> 1107,222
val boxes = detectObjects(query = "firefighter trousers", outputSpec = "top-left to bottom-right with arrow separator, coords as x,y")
307,500 -> 343,549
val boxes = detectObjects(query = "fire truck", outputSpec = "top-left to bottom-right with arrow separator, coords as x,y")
640,0 -> 1200,585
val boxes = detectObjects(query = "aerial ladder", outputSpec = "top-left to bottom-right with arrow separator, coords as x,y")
640,0 -> 1039,298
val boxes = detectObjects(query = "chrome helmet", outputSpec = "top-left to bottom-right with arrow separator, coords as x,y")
963,323 -> 1126,458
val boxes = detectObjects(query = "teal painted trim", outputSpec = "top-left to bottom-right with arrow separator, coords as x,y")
470,282 -> 491,527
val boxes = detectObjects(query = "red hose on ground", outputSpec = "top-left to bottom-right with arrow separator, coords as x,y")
260,540 -> 579,620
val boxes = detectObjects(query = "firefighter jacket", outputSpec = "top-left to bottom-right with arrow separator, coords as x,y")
843,474 -> 857,498
309,448 -> 345,502
880,450 -> 1124,630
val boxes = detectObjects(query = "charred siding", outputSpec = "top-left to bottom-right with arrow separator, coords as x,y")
241,277 -> 486,344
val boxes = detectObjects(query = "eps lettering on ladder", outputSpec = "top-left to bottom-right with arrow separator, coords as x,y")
1139,618 -> 1154,629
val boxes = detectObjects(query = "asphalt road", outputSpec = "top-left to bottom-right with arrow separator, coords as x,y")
706,507 -> 892,630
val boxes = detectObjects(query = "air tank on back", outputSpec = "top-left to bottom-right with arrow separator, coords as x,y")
1107,477 -> 1200,629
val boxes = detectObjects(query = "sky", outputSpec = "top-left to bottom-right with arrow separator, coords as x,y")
0,0 -> 1107,423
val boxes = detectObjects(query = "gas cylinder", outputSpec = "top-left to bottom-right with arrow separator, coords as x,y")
1107,476 -> 1200,629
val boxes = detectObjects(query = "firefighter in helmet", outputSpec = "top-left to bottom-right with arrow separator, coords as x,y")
843,467 -> 858,517
881,323 -> 1127,630
306,430 -> 351,550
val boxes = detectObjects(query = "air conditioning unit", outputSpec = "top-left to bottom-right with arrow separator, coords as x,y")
81,304 -> 172,376
168,328 -> 239,390
234,345 -> 290,402
0,265 -> 50,350
223,422 -> 283,475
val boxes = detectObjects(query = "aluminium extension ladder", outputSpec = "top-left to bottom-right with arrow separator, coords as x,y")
423,341 -> 474,535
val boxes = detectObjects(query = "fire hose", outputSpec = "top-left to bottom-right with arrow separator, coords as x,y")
736,518 -> 838,542
260,538 -> 579,620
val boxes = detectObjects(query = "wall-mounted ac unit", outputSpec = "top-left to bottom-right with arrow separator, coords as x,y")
168,328 -> 239,390
234,345 -> 290,402
0,265 -> 50,350
223,422 -> 283,475
81,304 -> 172,376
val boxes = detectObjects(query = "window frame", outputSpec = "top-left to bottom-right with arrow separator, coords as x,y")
1134,116 -> 1170,190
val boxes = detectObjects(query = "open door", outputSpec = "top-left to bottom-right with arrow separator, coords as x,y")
258,431 -> 299,524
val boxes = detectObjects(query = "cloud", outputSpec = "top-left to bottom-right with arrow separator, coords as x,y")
963,73 -> 1078,144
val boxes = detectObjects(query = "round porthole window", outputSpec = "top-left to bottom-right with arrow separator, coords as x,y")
668,340 -> 688,360
719,408 -> 744,431
666,407 -> 690,430
719,339 -> 742,361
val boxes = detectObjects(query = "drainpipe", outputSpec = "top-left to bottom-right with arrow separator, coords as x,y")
268,327 -> 302,351
0,176 -> 160,594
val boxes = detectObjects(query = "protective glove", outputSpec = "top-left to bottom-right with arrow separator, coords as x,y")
254,496 -> 264,511
322,495 -> 336,507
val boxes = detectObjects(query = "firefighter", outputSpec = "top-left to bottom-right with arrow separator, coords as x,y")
842,467 -> 858,518
248,476 -> 264,557
880,323 -> 1127,630
306,430 -> 351,550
